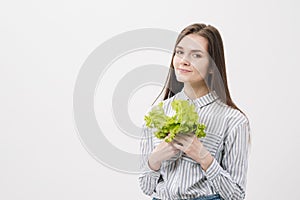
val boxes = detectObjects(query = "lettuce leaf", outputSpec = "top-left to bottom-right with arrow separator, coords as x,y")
144,99 -> 206,142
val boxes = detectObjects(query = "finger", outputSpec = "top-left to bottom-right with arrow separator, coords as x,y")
176,133 -> 193,141
175,137 -> 193,151
169,142 -> 176,148
175,135 -> 192,145
173,137 -> 184,143
173,142 -> 189,153
174,137 -> 192,148
187,133 -> 196,136
172,139 -> 183,146
175,134 -> 188,140
172,142 -> 184,151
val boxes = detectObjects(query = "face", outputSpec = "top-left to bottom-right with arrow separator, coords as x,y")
172,34 -> 210,84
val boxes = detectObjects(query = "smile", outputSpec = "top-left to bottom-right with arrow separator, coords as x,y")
177,68 -> 193,73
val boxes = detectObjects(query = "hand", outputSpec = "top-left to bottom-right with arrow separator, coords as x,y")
148,140 -> 180,171
172,133 -> 214,171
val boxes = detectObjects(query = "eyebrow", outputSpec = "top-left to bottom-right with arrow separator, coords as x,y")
176,46 -> 204,53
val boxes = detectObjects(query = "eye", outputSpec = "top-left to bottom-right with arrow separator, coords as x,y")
175,50 -> 184,55
193,54 -> 202,58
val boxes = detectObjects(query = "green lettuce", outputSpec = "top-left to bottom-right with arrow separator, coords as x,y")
144,99 -> 206,142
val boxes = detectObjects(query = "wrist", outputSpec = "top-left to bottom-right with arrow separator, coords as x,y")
198,154 -> 214,171
148,155 -> 161,171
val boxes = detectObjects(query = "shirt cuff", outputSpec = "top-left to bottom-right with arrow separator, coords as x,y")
205,158 -> 221,180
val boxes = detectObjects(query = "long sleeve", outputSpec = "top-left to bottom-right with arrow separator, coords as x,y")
138,123 -> 161,196
205,120 -> 250,200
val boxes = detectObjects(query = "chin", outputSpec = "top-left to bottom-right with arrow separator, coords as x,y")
176,76 -> 190,83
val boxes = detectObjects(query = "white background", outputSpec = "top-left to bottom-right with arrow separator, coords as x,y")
1,0 -> 300,199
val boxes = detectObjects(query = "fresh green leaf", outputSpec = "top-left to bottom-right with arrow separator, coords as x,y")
144,99 -> 206,142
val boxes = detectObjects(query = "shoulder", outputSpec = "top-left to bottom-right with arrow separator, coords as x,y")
215,100 -> 249,130
223,107 -> 250,141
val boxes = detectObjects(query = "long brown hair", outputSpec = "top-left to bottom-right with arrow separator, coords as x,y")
155,23 -> 244,114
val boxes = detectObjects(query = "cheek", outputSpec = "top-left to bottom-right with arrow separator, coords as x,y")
172,56 -> 181,67
193,60 -> 210,76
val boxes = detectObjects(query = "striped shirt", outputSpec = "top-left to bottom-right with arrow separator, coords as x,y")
138,89 -> 250,200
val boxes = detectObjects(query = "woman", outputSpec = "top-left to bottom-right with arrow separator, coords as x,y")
139,23 -> 250,200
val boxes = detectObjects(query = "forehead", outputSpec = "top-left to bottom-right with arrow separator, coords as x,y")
177,34 -> 208,52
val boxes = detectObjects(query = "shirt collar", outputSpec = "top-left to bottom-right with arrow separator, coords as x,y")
175,88 -> 219,108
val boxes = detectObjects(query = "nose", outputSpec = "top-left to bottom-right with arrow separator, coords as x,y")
179,56 -> 190,66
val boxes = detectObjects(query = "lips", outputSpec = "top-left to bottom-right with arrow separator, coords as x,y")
177,68 -> 192,73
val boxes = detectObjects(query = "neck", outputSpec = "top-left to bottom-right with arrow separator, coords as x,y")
183,82 -> 209,100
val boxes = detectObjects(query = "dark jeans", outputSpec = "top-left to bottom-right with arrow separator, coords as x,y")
152,194 -> 222,200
